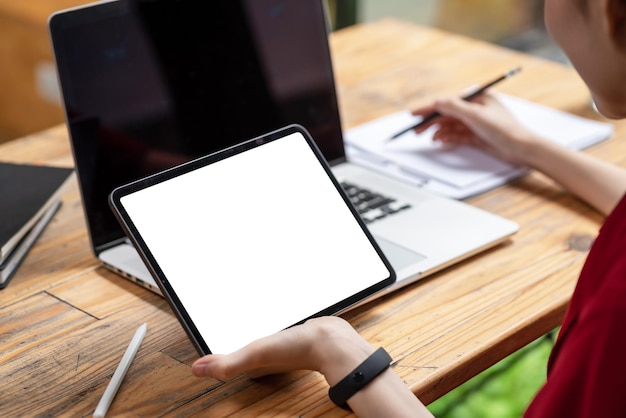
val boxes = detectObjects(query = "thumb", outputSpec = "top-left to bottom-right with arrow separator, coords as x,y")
192,354 -> 236,379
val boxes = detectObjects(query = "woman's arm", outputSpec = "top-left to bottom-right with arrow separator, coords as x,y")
192,316 -> 432,417
521,137 -> 626,216
412,92 -> 626,215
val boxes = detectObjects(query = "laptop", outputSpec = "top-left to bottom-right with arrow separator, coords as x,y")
48,0 -> 518,301
109,124 -> 395,354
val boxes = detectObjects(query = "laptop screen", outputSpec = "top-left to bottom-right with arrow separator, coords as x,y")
50,0 -> 346,251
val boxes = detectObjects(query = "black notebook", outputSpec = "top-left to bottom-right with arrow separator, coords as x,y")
0,200 -> 62,289
0,162 -> 74,267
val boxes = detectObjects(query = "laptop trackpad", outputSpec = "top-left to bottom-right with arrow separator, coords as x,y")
373,236 -> 426,271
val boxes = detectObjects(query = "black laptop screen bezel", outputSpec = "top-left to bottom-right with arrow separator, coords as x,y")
49,0 -> 347,254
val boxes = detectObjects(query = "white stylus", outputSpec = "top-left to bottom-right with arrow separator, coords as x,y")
93,323 -> 147,418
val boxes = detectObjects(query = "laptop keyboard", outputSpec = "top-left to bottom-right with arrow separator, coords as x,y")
341,181 -> 412,224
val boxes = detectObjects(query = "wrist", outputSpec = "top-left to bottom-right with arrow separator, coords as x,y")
514,131 -> 553,169
305,317 -> 375,386
319,342 -> 375,387
328,347 -> 392,409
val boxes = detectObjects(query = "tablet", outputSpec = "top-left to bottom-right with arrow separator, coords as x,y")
109,124 -> 395,355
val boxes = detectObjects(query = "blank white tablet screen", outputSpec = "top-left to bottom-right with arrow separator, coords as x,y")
119,131 -> 391,354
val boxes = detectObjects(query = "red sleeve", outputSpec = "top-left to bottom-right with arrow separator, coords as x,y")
525,298 -> 626,417
525,195 -> 626,417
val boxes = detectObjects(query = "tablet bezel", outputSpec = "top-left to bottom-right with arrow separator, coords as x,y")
109,124 -> 395,355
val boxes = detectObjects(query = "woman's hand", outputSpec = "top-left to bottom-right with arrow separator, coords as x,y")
411,91 -> 542,166
192,316 -> 374,384
411,91 -> 626,215
191,316 -> 433,417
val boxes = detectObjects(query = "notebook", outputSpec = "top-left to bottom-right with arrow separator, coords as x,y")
345,93 -> 614,199
48,0 -> 518,302
1,200 -> 62,289
109,125 -> 395,354
0,162 -> 73,265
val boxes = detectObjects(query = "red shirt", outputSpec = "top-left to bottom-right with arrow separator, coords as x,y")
525,194 -> 626,417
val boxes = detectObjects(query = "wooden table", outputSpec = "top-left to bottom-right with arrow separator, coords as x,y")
2,19 -> 625,416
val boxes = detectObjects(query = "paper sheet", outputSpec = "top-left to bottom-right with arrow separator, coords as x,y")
344,94 -> 614,197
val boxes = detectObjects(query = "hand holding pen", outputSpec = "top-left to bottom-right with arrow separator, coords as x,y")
388,67 -> 521,140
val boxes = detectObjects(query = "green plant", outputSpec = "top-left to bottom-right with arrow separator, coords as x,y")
428,331 -> 556,418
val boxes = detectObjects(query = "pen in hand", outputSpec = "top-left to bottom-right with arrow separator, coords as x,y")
388,66 -> 522,140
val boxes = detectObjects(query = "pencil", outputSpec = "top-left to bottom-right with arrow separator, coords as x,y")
93,323 -> 147,418
388,66 -> 522,140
